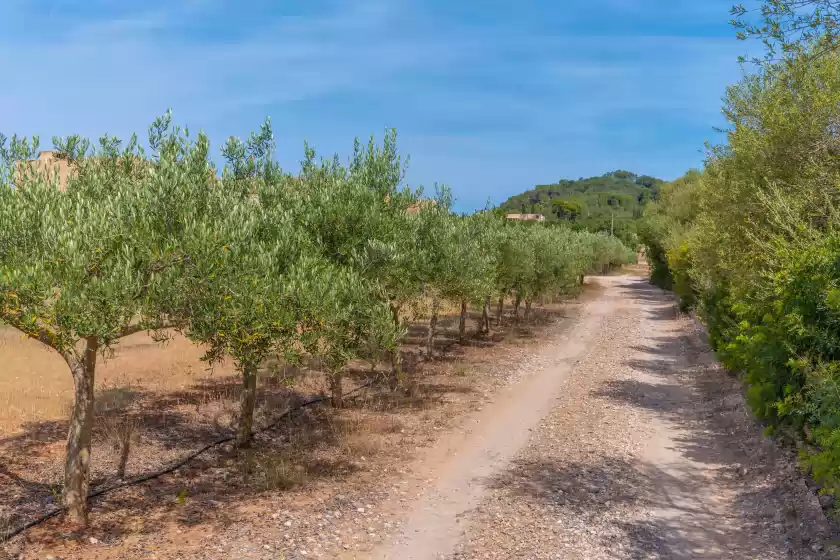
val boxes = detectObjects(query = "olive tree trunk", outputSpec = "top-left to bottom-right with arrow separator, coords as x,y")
63,336 -> 98,529
513,293 -> 522,320
524,300 -> 532,322
458,299 -> 468,344
330,370 -> 344,408
236,365 -> 258,448
482,296 -> 491,334
426,297 -> 441,359
389,303 -> 402,391
496,295 -> 504,326
115,436 -> 131,480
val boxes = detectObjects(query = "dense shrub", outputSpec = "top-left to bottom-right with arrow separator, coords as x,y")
641,46 -> 840,499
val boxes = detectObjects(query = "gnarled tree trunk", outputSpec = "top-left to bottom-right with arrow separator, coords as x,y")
236,365 -> 258,448
496,295 -> 504,326
524,300 -> 532,322
426,297 -> 441,359
330,370 -> 344,408
513,293 -> 522,320
458,299 -> 468,344
64,336 -> 98,529
482,296 -> 491,334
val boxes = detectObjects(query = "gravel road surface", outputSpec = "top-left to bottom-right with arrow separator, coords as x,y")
375,276 -> 838,559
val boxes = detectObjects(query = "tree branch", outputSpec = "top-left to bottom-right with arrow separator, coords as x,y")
0,312 -> 79,366
115,319 -> 183,340
1,313 -> 60,350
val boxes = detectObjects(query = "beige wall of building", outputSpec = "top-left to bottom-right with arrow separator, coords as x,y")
505,213 -> 546,222
13,151 -> 75,192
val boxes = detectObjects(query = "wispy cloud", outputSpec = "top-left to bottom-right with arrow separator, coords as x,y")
0,0 -> 746,211
0,0 -> 438,132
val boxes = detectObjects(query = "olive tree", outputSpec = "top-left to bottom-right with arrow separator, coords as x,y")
288,133 -> 425,387
466,212 -> 505,334
295,256 -> 400,407
166,197 -> 306,447
494,225 -> 536,324
155,123 -> 315,448
732,0 -> 840,63
407,187 -> 456,358
516,227 -> 558,320
0,115 -> 212,528
432,214 -> 496,345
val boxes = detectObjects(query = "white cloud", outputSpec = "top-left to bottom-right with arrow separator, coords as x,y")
0,0 -> 748,211
0,0 -> 446,137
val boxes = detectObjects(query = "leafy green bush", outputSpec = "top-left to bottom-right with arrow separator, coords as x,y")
640,45 -> 840,500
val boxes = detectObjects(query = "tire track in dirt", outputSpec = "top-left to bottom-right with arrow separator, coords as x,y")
375,276 -> 839,559
371,279 -> 619,560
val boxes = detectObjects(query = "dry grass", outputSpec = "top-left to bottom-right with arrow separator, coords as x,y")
0,328 -> 237,435
1,297 -> 581,559
0,327 -> 72,433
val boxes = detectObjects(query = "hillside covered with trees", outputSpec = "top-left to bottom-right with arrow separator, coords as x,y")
498,170 -> 664,246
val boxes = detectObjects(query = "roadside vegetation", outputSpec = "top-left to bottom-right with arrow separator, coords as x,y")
0,119 -> 635,532
639,27 -> 840,504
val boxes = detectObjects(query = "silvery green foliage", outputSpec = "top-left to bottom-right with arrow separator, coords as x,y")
0,111 -> 223,524
0,114 -> 211,356
732,1 -> 840,63
0,113 -> 638,522
287,131 -> 421,322
437,212 -> 498,305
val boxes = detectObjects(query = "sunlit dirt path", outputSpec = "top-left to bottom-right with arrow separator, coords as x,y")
373,276 -> 838,560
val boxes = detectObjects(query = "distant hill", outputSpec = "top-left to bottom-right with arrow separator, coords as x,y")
497,170 -> 664,244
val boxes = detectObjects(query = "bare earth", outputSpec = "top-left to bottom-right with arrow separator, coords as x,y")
3,275 -> 838,559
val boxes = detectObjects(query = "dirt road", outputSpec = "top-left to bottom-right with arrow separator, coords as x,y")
373,276 -> 838,559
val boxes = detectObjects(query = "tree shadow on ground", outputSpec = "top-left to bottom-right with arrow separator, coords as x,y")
564,276 -> 835,557
1,298 -> 577,553
487,456 -> 751,559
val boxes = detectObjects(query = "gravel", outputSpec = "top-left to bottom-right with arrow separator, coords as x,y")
450,277 -> 839,559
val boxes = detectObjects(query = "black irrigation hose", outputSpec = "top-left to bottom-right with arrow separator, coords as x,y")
0,379 -> 376,543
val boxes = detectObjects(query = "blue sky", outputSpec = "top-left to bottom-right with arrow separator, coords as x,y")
0,0 -> 749,212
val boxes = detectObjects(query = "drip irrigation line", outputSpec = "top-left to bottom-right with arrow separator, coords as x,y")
1,379 -> 375,543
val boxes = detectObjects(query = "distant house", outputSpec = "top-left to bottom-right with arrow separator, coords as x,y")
505,213 -> 546,222
14,151 -> 76,192
406,199 -> 437,215
14,151 -> 217,192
